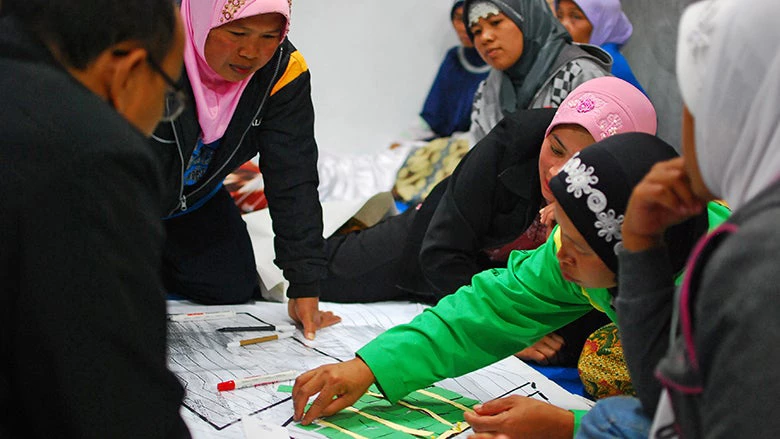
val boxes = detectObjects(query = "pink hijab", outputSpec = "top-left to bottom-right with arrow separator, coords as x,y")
180,0 -> 291,143
545,76 -> 657,140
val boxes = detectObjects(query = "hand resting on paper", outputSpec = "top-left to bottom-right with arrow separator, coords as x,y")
287,297 -> 341,340
292,357 -> 375,425
464,395 -> 574,439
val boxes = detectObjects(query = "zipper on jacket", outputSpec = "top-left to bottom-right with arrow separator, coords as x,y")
169,116 -> 188,215
175,46 -> 285,211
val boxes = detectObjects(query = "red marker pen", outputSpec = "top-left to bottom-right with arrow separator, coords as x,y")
217,370 -> 299,392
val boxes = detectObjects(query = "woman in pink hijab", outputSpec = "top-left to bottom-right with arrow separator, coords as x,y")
152,0 -> 339,339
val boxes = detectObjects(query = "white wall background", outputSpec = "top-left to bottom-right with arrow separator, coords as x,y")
288,1 -> 459,155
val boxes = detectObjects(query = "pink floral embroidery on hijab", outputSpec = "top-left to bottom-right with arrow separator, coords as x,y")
180,0 -> 291,143
221,0 -> 248,23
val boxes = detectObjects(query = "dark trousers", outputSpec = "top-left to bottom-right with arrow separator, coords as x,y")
320,207 -> 418,303
162,187 -> 259,304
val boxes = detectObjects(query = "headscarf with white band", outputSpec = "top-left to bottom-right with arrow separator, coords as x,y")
550,133 -> 708,275
464,0 -> 571,112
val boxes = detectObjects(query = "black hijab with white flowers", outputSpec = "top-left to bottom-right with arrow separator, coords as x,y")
550,132 -> 709,275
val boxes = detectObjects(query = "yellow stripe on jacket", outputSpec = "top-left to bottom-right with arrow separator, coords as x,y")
270,50 -> 308,96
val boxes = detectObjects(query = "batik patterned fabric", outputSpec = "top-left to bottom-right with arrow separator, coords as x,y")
578,322 -> 636,399
223,161 -> 268,213
393,137 -> 470,204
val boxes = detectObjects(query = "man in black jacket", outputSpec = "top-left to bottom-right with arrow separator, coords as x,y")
0,0 -> 190,437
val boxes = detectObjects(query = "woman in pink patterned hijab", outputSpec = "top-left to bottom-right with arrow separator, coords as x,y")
181,0 -> 291,143
540,76 -> 657,206
153,0 -> 340,340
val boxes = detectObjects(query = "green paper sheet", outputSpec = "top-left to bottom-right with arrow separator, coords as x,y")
293,385 -> 478,439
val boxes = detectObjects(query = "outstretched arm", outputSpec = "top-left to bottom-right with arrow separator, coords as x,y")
292,232 -> 602,424
257,48 -> 339,338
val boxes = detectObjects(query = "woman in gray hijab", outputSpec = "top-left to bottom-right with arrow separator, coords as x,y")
464,0 -> 612,142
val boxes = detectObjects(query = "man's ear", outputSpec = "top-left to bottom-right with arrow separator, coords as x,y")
106,44 -> 149,113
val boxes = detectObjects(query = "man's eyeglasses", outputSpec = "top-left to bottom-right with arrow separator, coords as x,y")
113,50 -> 187,122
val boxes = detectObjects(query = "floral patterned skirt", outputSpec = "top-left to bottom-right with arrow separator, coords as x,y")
578,322 -> 636,399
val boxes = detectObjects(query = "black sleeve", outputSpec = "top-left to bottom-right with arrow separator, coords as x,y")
12,136 -> 189,438
419,109 -> 555,296
256,66 -> 326,299
418,141 -> 499,295
615,245 -> 675,416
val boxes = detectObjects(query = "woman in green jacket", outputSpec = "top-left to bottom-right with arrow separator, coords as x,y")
292,133 -> 729,438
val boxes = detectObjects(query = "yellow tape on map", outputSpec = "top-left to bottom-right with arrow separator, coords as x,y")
415,389 -> 473,412
343,406 -> 434,437
313,419 -> 368,439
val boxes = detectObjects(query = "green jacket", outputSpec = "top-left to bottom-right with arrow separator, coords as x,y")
358,202 -> 730,433
358,226 -> 613,403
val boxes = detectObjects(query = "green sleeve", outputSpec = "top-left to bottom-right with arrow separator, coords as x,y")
358,227 -> 609,403
571,409 -> 588,437
706,201 -> 731,229
671,201 -> 732,286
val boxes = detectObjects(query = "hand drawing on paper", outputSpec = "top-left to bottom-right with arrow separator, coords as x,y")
292,385 -> 480,439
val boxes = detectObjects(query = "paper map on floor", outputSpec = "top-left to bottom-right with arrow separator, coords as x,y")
167,301 -> 594,439
168,310 -> 335,430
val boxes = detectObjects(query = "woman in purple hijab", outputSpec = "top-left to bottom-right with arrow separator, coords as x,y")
555,0 -> 646,94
